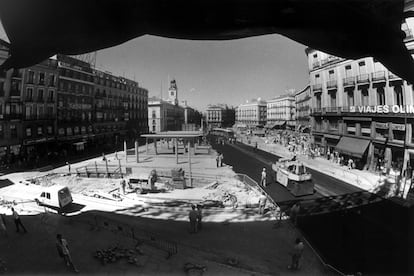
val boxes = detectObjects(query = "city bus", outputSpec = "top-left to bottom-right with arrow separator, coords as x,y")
209,128 -> 235,139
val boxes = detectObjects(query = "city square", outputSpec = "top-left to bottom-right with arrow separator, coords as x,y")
1,0 -> 414,275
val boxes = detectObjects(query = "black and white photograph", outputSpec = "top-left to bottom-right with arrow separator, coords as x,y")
0,0 -> 414,275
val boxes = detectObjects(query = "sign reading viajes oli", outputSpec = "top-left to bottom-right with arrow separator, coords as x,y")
350,105 -> 414,114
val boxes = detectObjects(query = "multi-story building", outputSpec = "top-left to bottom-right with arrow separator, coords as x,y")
93,69 -> 148,147
206,104 -> 235,129
235,98 -> 267,128
307,14 -> 414,173
56,54 -> 95,153
0,43 -> 58,165
182,100 -> 202,130
266,92 -> 295,130
0,43 -> 24,164
21,58 -> 58,161
0,50 -> 149,166
148,80 -> 185,132
295,85 -> 311,132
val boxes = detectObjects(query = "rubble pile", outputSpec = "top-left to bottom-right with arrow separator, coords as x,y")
93,244 -> 145,266
202,179 -> 261,207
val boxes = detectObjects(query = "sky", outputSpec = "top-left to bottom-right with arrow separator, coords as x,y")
95,34 -> 309,111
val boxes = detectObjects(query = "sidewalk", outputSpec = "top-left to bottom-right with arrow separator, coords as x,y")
241,135 -> 401,197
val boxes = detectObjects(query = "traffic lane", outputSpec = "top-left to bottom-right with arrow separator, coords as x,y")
213,142 -> 318,203
234,142 -> 363,196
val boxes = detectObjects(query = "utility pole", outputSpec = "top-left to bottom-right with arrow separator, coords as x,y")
188,141 -> 192,187
135,140 -> 139,163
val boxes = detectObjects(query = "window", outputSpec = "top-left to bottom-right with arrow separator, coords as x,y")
49,74 -> 55,86
48,90 -> 54,101
26,127 -> 32,137
361,88 -> 369,106
46,193 -> 50,199
152,125 -> 156,132
394,86 -> 404,105
26,88 -> 33,101
316,94 -> 322,109
39,72 -> 45,85
66,127 -> 72,136
58,128 -> 65,136
10,124 -> 17,138
38,89 -> 44,101
37,126 -> 43,135
25,106 -> 32,119
47,126 -> 53,135
0,81 -> 4,97
329,91 -> 336,107
377,87 -> 386,105
347,91 -> 355,106
358,61 -> 367,74
0,124 -> 3,138
328,70 -> 335,80
28,71 -> 35,84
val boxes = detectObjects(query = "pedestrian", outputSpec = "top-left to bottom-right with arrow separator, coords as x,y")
288,237 -> 304,270
0,213 -> 7,237
290,202 -> 301,226
348,158 -> 353,170
261,168 -> 267,187
66,162 -> 71,174
216,153 -> 220,168
56,234 -> 79,273
196,205 -> 203,231
102,153 -> 106,161
11,208 -> 27,233
219,153 -> 224,167
120,176 -> 126,195
258,192 -> 267,215
189,205 -> 198,233
255,141 -> 258,151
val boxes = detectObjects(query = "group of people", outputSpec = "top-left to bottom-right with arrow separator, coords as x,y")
188,205 -> 203,233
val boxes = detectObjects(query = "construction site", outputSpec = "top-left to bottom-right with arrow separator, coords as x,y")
0,139 -> 325,275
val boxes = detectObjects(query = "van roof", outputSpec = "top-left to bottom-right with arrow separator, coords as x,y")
42,185 -> 69,192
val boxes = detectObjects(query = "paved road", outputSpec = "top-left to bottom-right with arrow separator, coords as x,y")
211,139 -> 410,275
213,141 -> 362,204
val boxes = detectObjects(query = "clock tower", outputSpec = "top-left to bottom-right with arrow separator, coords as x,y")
168,79 -> 178,105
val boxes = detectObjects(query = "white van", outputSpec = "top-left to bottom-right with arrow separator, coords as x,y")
35,185 -> 73,210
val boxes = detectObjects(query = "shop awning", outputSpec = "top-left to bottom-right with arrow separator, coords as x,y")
336,137 -> 370,158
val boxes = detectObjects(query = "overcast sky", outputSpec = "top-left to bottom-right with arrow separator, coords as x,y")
95,34 -> 309,111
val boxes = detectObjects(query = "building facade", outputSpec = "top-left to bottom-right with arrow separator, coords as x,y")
0,50 -> 149,167
92,69 -> 148,149
206,104 -> 236,129
182,100 -> 202,130
266,92 -> 296,129
307,14 -> 414,175
56,54 -> 95,154
235,98 -> 267,128
148,97 -> 184,132
0,43 -> 59,166
295,85 -> 311,132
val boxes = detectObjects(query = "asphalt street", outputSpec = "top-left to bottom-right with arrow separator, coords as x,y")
211,139 -> 411,275
213,141 -> 362,204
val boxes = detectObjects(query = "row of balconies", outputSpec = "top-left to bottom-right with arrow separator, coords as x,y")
312,71 -> 402,92
312,55 -> 343,69
311,105 -> 409,116
24,97 -> 55,103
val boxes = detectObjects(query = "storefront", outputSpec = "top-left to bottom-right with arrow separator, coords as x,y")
335,136 -> 370,169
